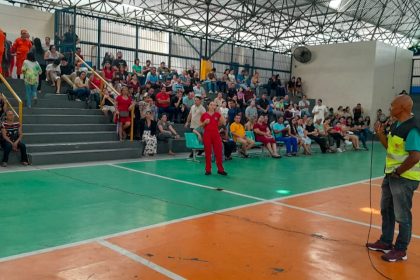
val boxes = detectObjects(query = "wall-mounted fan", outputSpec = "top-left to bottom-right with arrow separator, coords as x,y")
293,47 -> 312,63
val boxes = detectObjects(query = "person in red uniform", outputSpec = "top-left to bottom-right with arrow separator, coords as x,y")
115,86 -> 134,141
0,28 -> 5,75
200,101 -> 227,176
12,29 -> 32,78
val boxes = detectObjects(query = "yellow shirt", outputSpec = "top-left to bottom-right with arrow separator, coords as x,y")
230,122 -> 245,141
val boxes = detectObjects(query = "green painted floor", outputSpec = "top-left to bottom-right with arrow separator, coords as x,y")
0,144 -> 386,259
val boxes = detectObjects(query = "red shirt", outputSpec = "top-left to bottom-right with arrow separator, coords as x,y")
116,95 -> 132,112
103,68 -> 114,80
200,112 -> 221,133
90,75 -> 102,89
253,122 -> 268,134
12,38 -> 32,55
156,92 -> 170,108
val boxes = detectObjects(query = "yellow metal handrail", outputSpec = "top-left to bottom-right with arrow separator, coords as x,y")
75,54 -> 135,142
0,73 -> 23,124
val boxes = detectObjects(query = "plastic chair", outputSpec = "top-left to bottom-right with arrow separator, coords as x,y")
184,132 -> 204,162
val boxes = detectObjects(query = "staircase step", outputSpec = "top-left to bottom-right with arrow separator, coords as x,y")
27,141 -> 137,153
23,124 -> 115,133
24,115 -> 110,124
24,131 -> 117,144
30,148 -> 142,165
24,107 -> 103,115
8,98 -> 88,109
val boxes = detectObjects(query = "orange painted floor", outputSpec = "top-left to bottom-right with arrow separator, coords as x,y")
1,181 -> 419,280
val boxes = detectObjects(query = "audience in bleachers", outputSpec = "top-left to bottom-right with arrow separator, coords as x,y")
1,28 -> 387,162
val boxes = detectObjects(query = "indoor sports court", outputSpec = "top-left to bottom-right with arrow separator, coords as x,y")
0,144 -> 419,279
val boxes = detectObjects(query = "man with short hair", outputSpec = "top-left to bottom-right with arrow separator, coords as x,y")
170,90 -> 186,123
312,99 -> 328,123
12,29 -> 32,79
185,96 -> 206,131
367,95 -> 420,262
299,95 -> 311,117
257,93 -> 270,115
155,86 -> 172,118
157,61 -> 169,80
230,114 -> 254,157
146,67 -> 159,88
193,81 -> 206,97
112,51 -> 127,71
245,100 -> 258,121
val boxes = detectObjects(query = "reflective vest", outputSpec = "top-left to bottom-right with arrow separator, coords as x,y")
385,117 -> 420,181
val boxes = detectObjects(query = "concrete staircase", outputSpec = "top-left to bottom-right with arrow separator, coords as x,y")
0,79 -> 189,166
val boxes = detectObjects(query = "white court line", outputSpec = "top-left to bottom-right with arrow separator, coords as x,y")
0,166 -> 396,265
0,200 -> 266,263
109,164 -> 420,239
98,240 -> 186,280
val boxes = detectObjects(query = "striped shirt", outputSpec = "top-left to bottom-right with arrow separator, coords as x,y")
1,121 -> 20,142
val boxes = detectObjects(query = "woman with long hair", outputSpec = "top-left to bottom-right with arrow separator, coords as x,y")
30,38 -> 46,94
139,110 -> 158,156
115,86 -> 134,141
253,115 -> 281,158
22,52 -> 42,108
200,101 -> 227,175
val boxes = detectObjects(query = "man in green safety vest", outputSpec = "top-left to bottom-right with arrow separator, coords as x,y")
366,94 -> 420,262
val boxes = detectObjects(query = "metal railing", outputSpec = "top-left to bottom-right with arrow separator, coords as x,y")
75,54 -> 135,141
0,73 -> 23,124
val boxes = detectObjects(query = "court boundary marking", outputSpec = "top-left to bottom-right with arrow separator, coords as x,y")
0,166 -> 385,264
111,164 -> 420,240
98,240 -> 186,280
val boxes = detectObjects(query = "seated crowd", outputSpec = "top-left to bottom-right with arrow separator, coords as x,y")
1,30 -> 385,163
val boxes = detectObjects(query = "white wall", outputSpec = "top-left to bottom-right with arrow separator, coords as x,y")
372,41 -> 413,114
292,41 -> 412,118
0,4 -> 54,42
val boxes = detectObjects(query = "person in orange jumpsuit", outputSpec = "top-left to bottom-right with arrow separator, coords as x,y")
200,101 -> 227,176
0,28 -> 5,75
12,29 -> 32,78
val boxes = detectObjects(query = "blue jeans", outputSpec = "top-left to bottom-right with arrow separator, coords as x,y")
74,88 -> 90,101
275,136 -> 298,154
380,175 -> 418,250
25,83 -> 37,108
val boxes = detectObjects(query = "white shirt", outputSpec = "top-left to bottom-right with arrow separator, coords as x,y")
298,100 -> 310,111
312,104 -> 327,122
189,104 -> 206,129
219,107 -> 229,119
46,64 -> 61,74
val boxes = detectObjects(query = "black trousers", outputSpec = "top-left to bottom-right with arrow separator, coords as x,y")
1,140 -> 28,163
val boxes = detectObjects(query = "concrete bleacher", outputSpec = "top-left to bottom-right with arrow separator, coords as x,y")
0,79 -> 189,165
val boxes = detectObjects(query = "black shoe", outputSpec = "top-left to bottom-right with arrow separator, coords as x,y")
205,171 -> 211,175
217,171 -> 228,176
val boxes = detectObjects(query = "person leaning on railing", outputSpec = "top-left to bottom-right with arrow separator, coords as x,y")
1,110 -> 29,167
